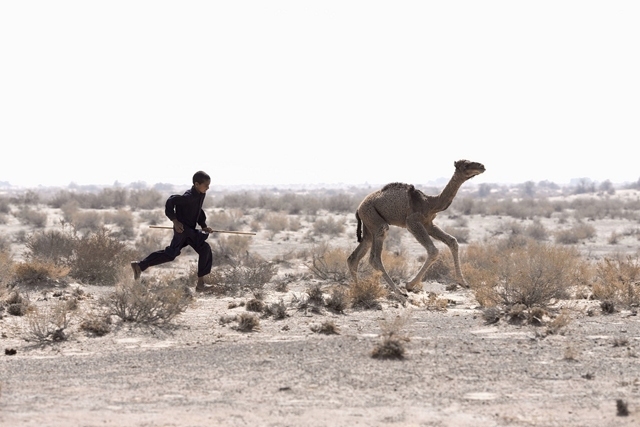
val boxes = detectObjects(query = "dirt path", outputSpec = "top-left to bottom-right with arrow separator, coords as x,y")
2,283 -> 640,427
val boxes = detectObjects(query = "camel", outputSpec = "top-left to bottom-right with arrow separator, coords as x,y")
347,159 -> 486,300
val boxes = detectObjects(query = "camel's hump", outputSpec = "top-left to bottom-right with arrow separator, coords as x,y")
381,182 -> 414,192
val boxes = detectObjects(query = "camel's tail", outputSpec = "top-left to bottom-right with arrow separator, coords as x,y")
355,211 -> 362,243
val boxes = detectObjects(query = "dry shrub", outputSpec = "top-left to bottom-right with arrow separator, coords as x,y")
526,220 -> 549,241
554,223 -> 596,244
105,275 -> 192,324
71,227 -> 135,285
325,286 -> 349,313
80,312 -> 112,337
128,189 -> 163,210
207,209 -> 245,231
25,229 -> 76,264
5,291 -> 30,316
235,313 -> 260,332
245,298 -> 264,312
134,231 -> 166,259
371,311 -> 411,360
15,207 -> 47,228
464,239 -> 585,308
312,217 -> 345,236
26,301 -> 72,343
263,299 -> 287,319
545,310 -> 572,335
306,284 -> 325,306
592,255 -> 640,307
70,210 -> 103,231
307,243 -> 350,282
211,235 -> 252,266
264,212 -> 288,237
14,260 -> 70,284
206,256 -> 277,296
0,250 -> 14,288
422,255 -> 454,283
311,320 -> 339,335
103,209 -> 135,239
349,275 -> 387,310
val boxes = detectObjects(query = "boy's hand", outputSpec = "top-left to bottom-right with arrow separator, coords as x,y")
172,220 -> 184,233
202,226 -> 214,233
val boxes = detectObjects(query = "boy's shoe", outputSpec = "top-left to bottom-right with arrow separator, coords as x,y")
195,282 -> 213,293
130,262 -> 142,280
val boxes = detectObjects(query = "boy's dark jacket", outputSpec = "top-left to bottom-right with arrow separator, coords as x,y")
165,186 -> 208,230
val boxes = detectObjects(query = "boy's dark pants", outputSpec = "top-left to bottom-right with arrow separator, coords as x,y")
139,228 -> 212,277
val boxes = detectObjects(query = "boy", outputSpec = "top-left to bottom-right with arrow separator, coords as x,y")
131,171 -> 214,292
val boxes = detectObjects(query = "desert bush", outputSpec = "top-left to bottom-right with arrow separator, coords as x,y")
245,298 -> 264,312
526,220 -> 549,241
15,207 -> 47,228
264,212 -> 288,238
71,227 -> 135,285
26,301 -> 71,343
311,320 -> 339,334
211,235 -> 252,266
70,210 -> 103,231
133,231 -> 166,259
103,209 -> 135,239
371,311 -> 411,360
325,286 -> 349,313
24,229 -> 76,264
554,223 -> 596,244
14,260 -> 70,284
0,250 -> 14,287
5,290 -> 30,316
79,312 -> 112,336
235,312 -> 260,332
464,239 -> 585,308
128,189 -> 163,210
349,275 -> 387,310
205,256 -> 278,296
263,299 -> 287,319
207,209 -> 245,231
138,209 -> 165,225
105,275 -> 192,324
307,243 -> 351,282
0,196 -> 10,214
312,216 -> 345,236
592,255 -> 640,307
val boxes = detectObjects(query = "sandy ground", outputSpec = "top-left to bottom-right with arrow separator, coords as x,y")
2,189 -> 640,426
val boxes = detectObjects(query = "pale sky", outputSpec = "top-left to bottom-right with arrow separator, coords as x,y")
1,1 -> 639,189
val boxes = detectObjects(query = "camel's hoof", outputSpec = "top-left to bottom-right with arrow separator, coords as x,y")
405,284 -> 423,293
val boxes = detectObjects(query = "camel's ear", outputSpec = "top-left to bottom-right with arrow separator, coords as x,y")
454,160 -> 468,169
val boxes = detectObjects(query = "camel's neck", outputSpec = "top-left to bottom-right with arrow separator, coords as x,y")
430,174 -> 466,212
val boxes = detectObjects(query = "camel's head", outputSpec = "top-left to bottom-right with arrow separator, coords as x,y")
454,160 -> 486,180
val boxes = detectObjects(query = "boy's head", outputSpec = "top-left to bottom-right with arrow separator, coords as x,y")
193,171 -> 211,194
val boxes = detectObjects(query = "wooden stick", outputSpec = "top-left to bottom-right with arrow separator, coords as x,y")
149,225 -> 256,236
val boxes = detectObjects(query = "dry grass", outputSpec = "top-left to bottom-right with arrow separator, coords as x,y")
79,312 -> 112,336
325,286 -> 349,313
464,239 -> 585,308
14,260 -> 70,284
307,243 -> 351,282
105,273 -> 192,325
371,310 -> 412,360
310,320 -> 339,334
25,301 -> 72,343
235,313 -> 260,332
349,275 -> 387,310
592,255 -> 640,308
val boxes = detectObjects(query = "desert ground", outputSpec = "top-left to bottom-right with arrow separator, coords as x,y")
1,182 -> 640,426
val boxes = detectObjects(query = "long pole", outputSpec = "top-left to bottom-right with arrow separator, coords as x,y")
148,225 -> 256,236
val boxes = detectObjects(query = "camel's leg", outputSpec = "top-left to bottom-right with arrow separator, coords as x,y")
369,223 -> 408,299
405,218 -> 440,292
429,225 -> 467,287
347,225 -> 372,283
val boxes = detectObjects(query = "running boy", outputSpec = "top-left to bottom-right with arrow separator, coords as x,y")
131,171 -> 214,292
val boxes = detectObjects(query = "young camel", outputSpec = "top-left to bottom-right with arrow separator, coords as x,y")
347,159 -> 486,300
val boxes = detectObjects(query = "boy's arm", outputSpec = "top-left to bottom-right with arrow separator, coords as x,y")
198,208 -> 211,233
165,195 -> 184,233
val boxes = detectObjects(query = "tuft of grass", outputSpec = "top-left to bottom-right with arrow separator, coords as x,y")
263,299 -> 287,319
310,320 -> 339,335
26,301 -> 72,343
371,311 -> 412,360
14,260 -> 70,285
235,313 -> 260,332
349,276 -> 387,310
245,298 -> 264,312
80,312 -> 112,336
325,287 -> 349,313
307,243 -> 351,282
592,255 -> 640,308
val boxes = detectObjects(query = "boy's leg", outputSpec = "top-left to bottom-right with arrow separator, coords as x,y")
192,231 -> 213,291
131,232 -> 187,280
